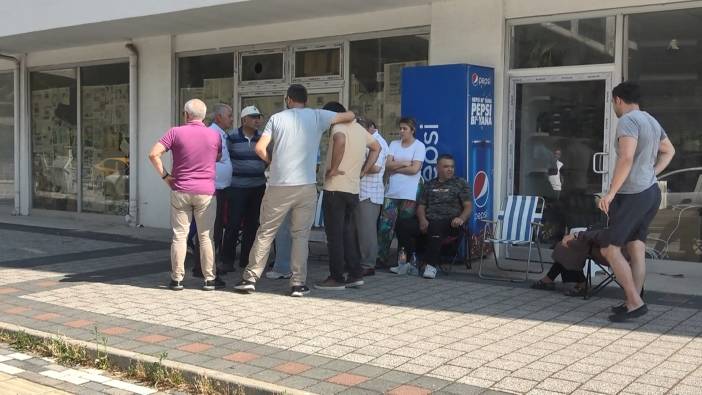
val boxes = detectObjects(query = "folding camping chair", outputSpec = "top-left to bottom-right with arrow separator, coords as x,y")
479,195 -> 545,282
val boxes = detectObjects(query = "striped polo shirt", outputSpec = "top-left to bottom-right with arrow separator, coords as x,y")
227,127 -> 267,188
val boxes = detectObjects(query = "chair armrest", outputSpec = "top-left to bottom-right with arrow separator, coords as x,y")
480,219 -> 498,224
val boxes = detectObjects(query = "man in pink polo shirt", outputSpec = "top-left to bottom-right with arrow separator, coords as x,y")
148,99 -> 224,291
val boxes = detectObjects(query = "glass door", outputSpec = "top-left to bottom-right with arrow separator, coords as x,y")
508,73 -> 612,253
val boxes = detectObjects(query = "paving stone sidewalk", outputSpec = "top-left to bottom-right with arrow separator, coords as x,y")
0,344 -> 163,394
1,222 -> 701,395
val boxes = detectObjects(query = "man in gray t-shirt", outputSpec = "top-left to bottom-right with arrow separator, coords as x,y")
599,82 -> 676,322
234,84 -> 355,297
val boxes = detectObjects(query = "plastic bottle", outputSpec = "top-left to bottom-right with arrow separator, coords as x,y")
398,247 -> 407,265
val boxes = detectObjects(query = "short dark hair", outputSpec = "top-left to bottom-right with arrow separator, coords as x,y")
322,101 -> 346,113
286,84 -> 308,104
612,81 -> 641,104
398,117 -> 417,131
438,154 -> 455,164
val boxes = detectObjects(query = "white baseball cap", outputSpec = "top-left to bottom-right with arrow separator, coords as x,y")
240,106 -> 262,118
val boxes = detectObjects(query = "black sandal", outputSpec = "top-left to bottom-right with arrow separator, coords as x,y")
530,280 -> 555,291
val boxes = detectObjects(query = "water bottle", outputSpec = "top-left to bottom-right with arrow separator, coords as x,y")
398,247 -> 407,265
408,253 -> 419,276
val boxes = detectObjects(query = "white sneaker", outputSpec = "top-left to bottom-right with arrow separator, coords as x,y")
390,263 -> 409,275
265,271 -> 293,280
423,264 -> 437,279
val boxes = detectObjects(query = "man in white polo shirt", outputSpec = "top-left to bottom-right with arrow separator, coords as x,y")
234,84 -> 355,297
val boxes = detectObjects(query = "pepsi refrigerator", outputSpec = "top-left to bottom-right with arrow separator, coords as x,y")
401,64 -> 494,260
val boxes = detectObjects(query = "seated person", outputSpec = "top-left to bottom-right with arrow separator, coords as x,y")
531,228 -> 630,297
394,154 -> 472,279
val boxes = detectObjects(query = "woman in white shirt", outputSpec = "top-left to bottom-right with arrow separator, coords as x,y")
377,117 -> 426,267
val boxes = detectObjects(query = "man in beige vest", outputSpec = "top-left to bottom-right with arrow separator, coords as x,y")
315,102 -> 380,290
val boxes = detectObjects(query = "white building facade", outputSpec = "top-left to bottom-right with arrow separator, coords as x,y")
1,0 -> 701,263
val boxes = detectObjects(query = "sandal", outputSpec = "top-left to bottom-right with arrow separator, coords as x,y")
530,280 -> 555,291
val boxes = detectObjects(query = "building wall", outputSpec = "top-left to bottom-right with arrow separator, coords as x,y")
430,0 -> 507,218
0,0 -> 237,37
504,0 -> 692,18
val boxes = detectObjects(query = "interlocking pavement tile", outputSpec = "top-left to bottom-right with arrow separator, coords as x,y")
387,384 -> 432,395
456,375 -> 494,389
494,376 -> 539,393
4,307 -> 30,315
273,362 -> 312,375
550,370 -> 592,384
536,378 -> 580,394
377,370 -> 419,384
7,353 -> 32,361
670,384 -> 701,395
136,334 -> 171,344
306,381 -> 348,394
301,367 -> 341,381
276,375 -> 319,391
441,382 -> 487,395
177,342 -> 212,353
99,327 -> 131,336
370,354 -> 410,369
579,379 -> 626,395
397,363 -> 433,375
0,363 -> 24,375
222,352 -> 260,363
468,366 -> 511,382
625,382 -> 669,395
0,288 -> 19,294
64,319 -> 94,328
32,313 -> 61,321
327,372 -> 369,386
429,365 -> 471,380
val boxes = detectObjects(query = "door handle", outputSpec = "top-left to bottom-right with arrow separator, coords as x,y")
592,152 -> 608,174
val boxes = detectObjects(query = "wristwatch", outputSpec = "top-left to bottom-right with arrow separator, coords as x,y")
161,172 -> 169,179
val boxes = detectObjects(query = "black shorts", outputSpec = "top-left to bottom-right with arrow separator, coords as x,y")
601,183 -> 661,247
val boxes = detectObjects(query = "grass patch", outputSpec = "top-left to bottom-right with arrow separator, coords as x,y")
0,329 -> 250,394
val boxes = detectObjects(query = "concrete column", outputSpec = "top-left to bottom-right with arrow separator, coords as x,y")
133,35 -> 174,228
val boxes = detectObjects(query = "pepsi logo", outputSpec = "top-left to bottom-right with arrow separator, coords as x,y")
471,72 -> 491,87
473,171 -> 489,208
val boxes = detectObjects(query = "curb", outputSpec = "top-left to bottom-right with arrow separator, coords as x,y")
0,321 -> 316,395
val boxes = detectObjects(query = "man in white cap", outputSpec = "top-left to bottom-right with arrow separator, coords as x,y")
221,105 -> 267,272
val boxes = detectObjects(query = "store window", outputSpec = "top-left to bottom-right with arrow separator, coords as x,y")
240,52 -> 284,83
294,47 -> 341,78
349,34 -> 429,140
0,72 -> 13,205
627,8 -> 702,262
178,53 -> 234,121
31,69 -> 78,211
80,63 -> 129,215
511,17 -> 615,68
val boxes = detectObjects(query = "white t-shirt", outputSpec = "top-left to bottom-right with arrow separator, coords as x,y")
385,139 -> 426,201
263,108 -> 336,186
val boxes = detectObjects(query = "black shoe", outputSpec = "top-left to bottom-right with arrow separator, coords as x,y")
611,303 -> 627,314
362,267 -> 375,277
291,285 -> 310,297
169,280 -> 184,291
609,304 -> 648,322
203,277 -> 226,291
314,277 -> 346,290
345,277 -> 365,288
233,280 -> 256,293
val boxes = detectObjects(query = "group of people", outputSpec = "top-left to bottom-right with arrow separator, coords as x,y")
149,83 -> 473,297
149,80 -> 675,322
